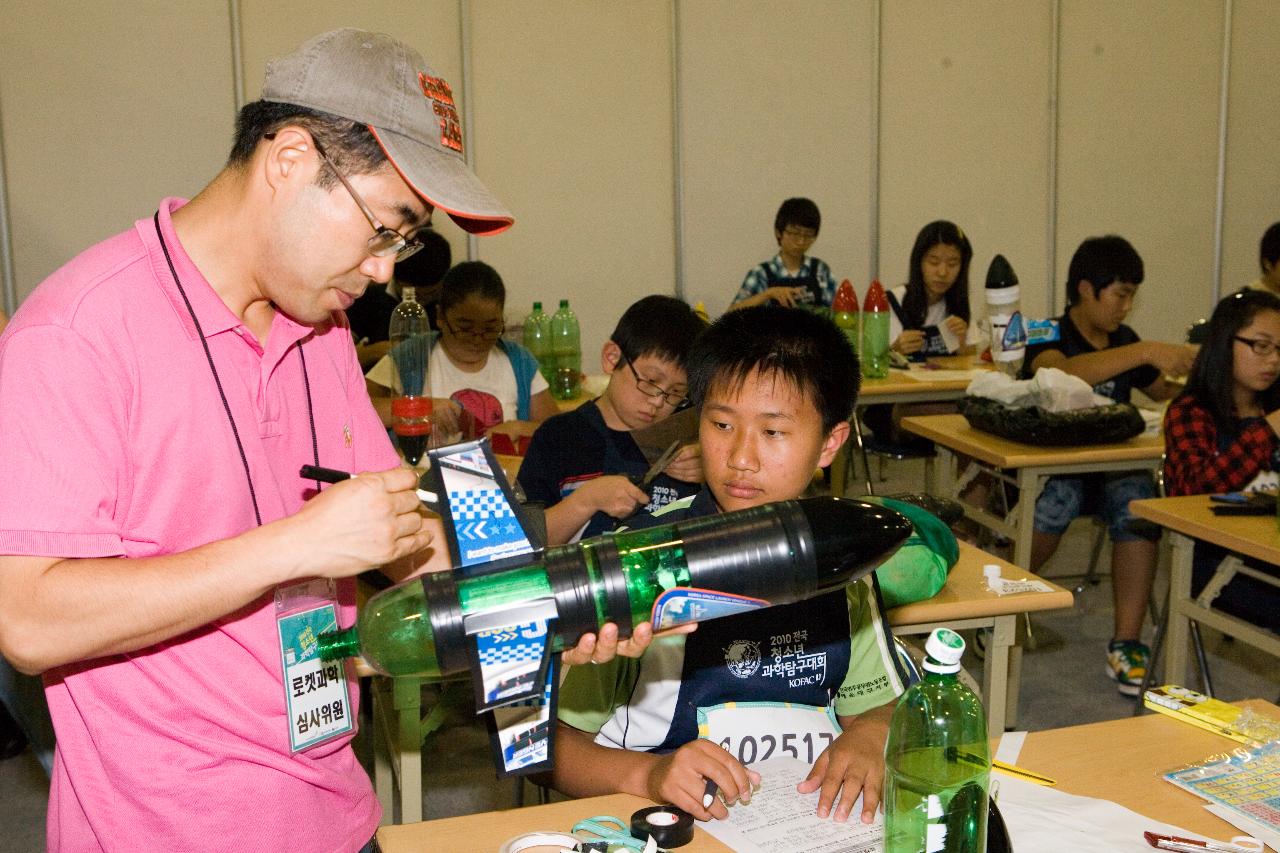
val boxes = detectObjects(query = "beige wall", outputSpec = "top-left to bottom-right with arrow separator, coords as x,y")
4,2 -> 1276,355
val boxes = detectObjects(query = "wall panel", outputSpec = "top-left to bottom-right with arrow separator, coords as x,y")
679,0 -> 875,316
1057,2 -> 1223,338
1221,0 -> 1280,297
467,1 -> 675,360
0,0 -> 233,301
880,1 -> 1052,326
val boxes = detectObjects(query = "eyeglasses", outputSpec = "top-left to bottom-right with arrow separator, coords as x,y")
781,227 -> 818,242
269,132 -> 425,262
621,353 -> 688,407
442,315 -> 505,341
1234,335 -> 1280,357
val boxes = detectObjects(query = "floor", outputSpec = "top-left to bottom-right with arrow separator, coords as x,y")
2,457 -> 1278,851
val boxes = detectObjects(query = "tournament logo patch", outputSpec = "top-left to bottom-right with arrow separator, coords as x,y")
724,639 -> 761,679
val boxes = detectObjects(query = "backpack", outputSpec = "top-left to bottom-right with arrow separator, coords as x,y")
865,495 -> 959,609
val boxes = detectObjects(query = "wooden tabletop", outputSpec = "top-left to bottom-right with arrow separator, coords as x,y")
859,355 -> 991,399
376,792 -> 735,852
887,540 -> 1073,626
1130,494 -> 1280,565
1015,698 -> 1280,839
377,700 -> 1280,851
900,413 -> 1165,468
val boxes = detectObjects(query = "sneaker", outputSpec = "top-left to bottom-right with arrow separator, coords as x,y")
1106,640 -> 1149,697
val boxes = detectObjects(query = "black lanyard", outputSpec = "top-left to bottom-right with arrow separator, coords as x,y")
152,212 -> 320,527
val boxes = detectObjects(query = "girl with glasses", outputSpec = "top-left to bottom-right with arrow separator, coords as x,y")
367,261 -> 558,443
1164,288 -> 1280,632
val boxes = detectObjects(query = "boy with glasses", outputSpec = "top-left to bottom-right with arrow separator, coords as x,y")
731,197 -> 839,310
519,295 -> 708,545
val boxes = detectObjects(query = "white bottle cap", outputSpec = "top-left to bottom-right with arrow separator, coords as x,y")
924,628 -> 965,673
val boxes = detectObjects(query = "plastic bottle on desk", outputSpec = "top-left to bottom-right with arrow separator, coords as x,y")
884,627 -> 990,853
985,254 -> 1025,378
549,299 -> 581,400
522,301 -> 553,384
861,279 -> 890,379
832,279 -> 860,357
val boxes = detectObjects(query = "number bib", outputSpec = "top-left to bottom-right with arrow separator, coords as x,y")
698,701 -> 841,767
275,579 -> 353,753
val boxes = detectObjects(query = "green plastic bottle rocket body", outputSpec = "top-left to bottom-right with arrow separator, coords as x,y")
317,498 -> 910,679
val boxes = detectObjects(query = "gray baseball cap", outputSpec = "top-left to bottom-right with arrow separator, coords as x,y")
262,28 -> 513,236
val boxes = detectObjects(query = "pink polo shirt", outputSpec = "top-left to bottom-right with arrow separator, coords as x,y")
0,199 -> 399,852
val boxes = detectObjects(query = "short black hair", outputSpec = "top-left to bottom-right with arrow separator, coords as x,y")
228,100 -> 387,189
394,230 -> 453,290
1180,289 -> 1280,439
610,295 -> 708,369
687,305 -> 859,433
773,198 -> 821,236
1260,222 -> 1280,273
1065,235 -> 1144,307
438,261 -> 505,313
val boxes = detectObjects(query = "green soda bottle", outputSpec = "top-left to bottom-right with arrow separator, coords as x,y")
522,301 -> 553,385
832,279 -> 860,357
884,628 -> 990,853
861,280 -> 890,379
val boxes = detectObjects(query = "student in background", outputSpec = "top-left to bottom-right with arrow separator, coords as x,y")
731,197 -> 839,309
349,228 -> 451,369
887,220 -> 973,359
864,220 -> 974,444
551,306 -> 905,825
1163,289 -> 1280,631
1020,235 -> 1197,696
1246,221 -> 1280,297
519,295 -> 707,545
366,260 -> 559,440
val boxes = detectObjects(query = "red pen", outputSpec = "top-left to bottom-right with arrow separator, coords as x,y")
1143,831 -> 1263,853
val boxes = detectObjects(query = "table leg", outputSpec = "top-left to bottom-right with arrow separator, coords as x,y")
394,677 -> 424,824
372,679 -> 393,825
983,615 -> 1014,736
1012,470 -> 1041,571
1163,532 -> 1193,686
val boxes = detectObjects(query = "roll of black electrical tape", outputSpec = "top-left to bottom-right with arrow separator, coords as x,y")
630,806 -> 695,848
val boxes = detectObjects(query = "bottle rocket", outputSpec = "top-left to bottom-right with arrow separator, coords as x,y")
985,255 -> 1025,378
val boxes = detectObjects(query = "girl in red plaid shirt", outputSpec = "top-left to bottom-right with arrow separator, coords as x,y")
1164,289 -> 1280,497
1163,289 -> 1280,632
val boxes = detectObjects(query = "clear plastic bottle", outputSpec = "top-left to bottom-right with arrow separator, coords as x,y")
388,286 -> 431,460
522,301 -> 553,384
549,298 -> 581,400
884,628 -> 990,853
861,280 -> 890,379
832,279 -> 860,357
985,255 -> 1025,378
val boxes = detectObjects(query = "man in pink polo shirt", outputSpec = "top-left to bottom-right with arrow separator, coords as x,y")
0,30 -> 515,852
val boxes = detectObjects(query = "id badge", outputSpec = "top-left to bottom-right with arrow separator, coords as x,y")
698,701 -> 841,767
275,579 -> 353,753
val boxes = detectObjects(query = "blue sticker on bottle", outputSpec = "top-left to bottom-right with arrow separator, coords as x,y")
651,588 -> 770,630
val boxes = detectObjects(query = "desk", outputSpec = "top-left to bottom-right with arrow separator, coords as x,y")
1129,495 -> 1280,685
900,413 -> 1165,570
835,356 -> 991,496
888,541 -> 1073,736
1016,697 -> 1279,840
377,699 -> 1280,851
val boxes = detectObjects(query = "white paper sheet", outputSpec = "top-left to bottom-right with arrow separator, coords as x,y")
696,756 -> 881,853
1204,804 -> 1279,852
996,773 -> 1203,851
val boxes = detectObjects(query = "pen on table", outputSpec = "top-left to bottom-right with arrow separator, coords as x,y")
702,778 -> 718,809
298,464 -> 438,504
949,749 -> 1056,786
